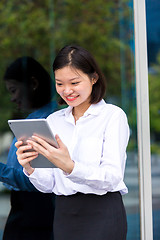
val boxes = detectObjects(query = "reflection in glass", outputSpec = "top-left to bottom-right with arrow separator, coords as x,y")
146,0 -> 160,239
0,56 -> 57,239
4,57 -> 54,113
0,2 -> 57,238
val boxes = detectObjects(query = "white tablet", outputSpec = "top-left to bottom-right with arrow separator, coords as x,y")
8,118 -> 58,168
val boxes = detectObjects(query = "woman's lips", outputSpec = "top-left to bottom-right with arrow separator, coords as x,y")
65,95 -> 79,101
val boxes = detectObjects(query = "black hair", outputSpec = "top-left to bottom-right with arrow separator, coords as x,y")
4,56 -> 54,108
53,45 -> 106,105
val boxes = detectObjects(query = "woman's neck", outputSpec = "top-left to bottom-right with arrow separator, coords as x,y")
72,103 -> 91,121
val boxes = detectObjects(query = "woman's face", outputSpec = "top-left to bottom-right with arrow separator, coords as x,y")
5,79 -> 32,110
55,66 -> 95,113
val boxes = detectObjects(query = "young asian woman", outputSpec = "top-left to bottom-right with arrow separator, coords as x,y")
16,45 -> 130,240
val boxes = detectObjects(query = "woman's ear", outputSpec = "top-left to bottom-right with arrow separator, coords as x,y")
31,76 -> 39,91
92,72 -> 99,84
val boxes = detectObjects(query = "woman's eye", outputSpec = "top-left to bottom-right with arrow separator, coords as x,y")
72,82 -> 79,85
56,83 -> 62,86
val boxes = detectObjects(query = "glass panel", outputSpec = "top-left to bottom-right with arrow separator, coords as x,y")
0,0 -> 140,239
146,0 -> 160,239
117,1 -> 140,239
0,1 -> 56,239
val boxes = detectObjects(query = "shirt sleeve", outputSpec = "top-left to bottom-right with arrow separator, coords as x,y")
26,168 -> 55,193
0,163 -> 38,192
1,101 -> 58,192
66,109 -> 130,192
1,138 -> 38,192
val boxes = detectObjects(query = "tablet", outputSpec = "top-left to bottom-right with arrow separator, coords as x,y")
8,118 -> 58,168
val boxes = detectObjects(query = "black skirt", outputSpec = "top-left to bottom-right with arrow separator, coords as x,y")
54,192 -> 127,240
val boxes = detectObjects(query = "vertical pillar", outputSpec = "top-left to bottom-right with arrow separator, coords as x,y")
133,0 -> 153,239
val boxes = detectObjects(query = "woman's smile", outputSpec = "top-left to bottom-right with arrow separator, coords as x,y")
55,66 -> 95,114
65,95 -> 79,101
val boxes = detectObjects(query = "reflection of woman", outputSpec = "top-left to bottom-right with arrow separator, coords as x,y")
1,56 -> 57,240
16,46 -> 130,240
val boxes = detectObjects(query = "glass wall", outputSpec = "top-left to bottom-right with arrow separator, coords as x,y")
0,0 -> 140,239
0,1 -> 56,239
146,0 -> 160,239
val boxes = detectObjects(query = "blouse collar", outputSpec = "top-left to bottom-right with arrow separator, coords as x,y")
64,99 -> 106,120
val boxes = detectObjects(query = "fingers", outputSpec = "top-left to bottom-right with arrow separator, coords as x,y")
16,149 -> 38,171
17,150 -> 38,160
30,135 -> 50,148
17,144 -> 32,154
26,138 -> 49,157
55,134 -> 65,148
18,153 -> 38,167
16,145 -> 38,162
15,140 -> 23,148
28,135 -> 56,153
15,140 -> 36,174
15,141 -> 33,153
16,140 -> 38,161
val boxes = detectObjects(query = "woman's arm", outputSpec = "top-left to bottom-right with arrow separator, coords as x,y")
0,163 -> 38,192
66,109 -> 130,192
0,138 -> 38,191
16,140 -> 56,193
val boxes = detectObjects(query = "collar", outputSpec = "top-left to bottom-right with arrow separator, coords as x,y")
83,99 -> 106,117
64,99 -> 106,120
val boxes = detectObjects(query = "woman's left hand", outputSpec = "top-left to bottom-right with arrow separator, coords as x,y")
27,135 -> 74,174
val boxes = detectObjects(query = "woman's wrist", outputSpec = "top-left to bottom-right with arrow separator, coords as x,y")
25,166 -> 35,175
65,160 -> 75,174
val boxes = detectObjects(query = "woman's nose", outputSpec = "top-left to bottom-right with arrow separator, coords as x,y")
63,86 -> 73,95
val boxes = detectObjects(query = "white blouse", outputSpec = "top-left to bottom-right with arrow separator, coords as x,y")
26,99 -> 130,196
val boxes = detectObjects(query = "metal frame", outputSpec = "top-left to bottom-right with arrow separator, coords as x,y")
133,0 -> 153,239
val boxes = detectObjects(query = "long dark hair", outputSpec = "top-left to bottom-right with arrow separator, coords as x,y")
53,45 -> 106,105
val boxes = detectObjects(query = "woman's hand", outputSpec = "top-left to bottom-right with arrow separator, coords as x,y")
15,140 -> 37,175
27,135 -> 74,174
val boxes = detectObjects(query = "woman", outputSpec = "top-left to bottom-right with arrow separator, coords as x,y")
16,45 -> 130,240
1,56 -> 57,240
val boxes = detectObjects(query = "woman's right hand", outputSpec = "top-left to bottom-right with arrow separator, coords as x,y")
15,140 -> 38,175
